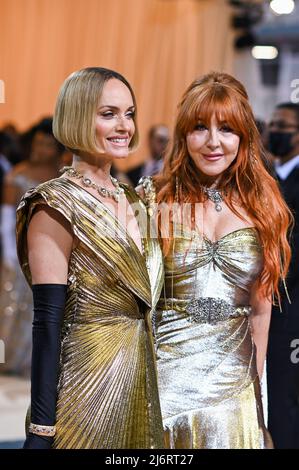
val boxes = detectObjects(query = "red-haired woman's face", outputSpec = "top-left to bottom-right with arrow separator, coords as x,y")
186,113 -> 240,178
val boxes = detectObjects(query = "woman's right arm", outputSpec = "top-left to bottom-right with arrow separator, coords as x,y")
23,206 -> 73,449
28,205 -> 73,284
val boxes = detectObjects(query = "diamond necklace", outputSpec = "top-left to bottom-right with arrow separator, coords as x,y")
60,166 -> 125,202
202,186 -> 223,212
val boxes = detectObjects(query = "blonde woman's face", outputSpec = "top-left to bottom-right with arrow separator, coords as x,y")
186,113 -> 240,177
95,78 -> 135,159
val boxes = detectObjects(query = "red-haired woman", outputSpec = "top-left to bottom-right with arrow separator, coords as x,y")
139,72 -> 292,449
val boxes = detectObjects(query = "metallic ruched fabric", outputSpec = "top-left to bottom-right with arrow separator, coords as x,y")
156,224 -> 273,449
16,177 -> 164,449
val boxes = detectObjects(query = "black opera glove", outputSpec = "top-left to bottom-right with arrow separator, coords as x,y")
23,284 -> 67,449
23,434 -> 53,449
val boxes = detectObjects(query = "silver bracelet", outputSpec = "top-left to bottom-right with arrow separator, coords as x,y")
29,423 -> 56,437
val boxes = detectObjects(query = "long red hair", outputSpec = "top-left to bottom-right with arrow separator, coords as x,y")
155,72 -> 293,302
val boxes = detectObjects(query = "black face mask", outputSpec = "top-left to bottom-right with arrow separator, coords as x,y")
268,131 -> 296,157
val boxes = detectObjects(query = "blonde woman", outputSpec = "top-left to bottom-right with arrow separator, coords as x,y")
17,67 -> 164,449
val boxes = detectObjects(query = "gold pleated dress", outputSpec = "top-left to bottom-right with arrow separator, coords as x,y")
16,177 -> 164,449
156,223 -> 273,449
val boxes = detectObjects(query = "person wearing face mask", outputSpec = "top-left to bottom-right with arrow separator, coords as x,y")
16,68 -> 164,449
137,72 -> 293,448
266,103 -> 299,449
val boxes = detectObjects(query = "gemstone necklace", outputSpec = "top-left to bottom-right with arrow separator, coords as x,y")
60,166 -> 124,202
202,186 -> 223,212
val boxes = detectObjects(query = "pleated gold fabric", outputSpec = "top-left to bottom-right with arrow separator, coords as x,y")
156,222 -> 273,449
16,177 -> 164,449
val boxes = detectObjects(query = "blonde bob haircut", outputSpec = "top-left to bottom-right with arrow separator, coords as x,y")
53,67 -> 139,155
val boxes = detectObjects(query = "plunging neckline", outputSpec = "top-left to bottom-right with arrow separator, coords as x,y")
62,178 -> 145,258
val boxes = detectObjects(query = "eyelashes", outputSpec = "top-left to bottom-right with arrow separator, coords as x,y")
194,124 -> 207,131
100,111 -> 135,119
194,123 -> 234,133
220,126 -> 233,133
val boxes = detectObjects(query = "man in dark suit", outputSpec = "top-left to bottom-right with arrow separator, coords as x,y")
267,102 -> 299,449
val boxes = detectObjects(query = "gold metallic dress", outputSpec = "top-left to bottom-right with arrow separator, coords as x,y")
16,177 -> 164,449
156,223 -> 273,449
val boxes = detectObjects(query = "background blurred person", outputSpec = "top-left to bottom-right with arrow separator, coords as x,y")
0,117 -> 64,377
255,118 -> 276,177
126,124 -> 169,186
1,123 -> 19,140
0,130 -> 22,265
0,131 -> 21,203
267,102 -> 299,449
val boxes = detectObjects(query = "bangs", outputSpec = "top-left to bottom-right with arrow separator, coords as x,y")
182,86 -> 246,137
